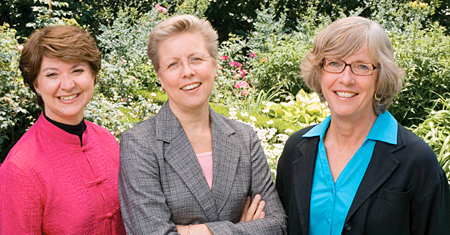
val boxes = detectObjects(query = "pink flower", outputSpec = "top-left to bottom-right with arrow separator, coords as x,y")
155,4 -> 167,13
229,61 -> 242,69
221,55 -> 229,60
218,66 -> 223,70
16,45 -> 23,51
241,69 -> 247,78
239,80 -> 249,88
123,98 -> 127,102
138,28 -> 142,32
151,92 -> 156,97
249,52 -> 256,58
230,80 -> 235,84
242,90 -> 248,96
231,69 -> 236,74
234,83 -> 241,89
142,23 -> 145,26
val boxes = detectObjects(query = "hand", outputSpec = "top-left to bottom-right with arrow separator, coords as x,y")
176,224 -> 213,235
240,194 -> 266,222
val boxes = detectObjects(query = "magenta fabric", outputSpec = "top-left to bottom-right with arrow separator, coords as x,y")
196,151 -> 213,189
0,113 -> 126,234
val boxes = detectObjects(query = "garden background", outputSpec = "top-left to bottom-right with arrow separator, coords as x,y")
1,0 -> 450,178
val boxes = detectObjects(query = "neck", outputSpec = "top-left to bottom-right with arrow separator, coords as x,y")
169,102 -> 211,133
326,111 -> 377,148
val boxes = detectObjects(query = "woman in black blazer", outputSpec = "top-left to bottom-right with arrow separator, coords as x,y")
276,16 -> 450,235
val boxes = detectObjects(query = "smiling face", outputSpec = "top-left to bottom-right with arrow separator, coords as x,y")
34,56 -> 95,125
156,32 -> 217,113
321,49 -> 378,120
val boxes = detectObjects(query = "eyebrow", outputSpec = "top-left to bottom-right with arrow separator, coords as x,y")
41,63 -> 87,72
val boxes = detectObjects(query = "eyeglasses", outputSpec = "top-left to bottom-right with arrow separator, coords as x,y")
322,59 -> 378,76
160,55 -> 212,74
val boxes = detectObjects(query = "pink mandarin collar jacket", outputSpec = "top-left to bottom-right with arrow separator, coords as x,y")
0,113 -> 126,234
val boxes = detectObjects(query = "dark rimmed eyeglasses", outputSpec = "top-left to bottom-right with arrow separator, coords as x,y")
322,59 -> 378,76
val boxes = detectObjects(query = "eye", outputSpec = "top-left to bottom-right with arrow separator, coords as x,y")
73,68 -> 84,74
327,61 -> 341,67
190,57 -> 204,64
46,72 -> 57,78
167,61 -> 179,69
356,63 -> 370,71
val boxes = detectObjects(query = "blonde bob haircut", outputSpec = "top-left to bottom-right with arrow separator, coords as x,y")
301,16 -> 404,115
147,14 -> 218,73
19,25 -> 101,108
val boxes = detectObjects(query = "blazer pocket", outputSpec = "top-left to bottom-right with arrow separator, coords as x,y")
378,188 -> 411,203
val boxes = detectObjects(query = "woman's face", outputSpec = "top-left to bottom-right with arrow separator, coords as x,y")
156,32 -> 217,113
321,49 -> 378,120
34,56 -> 95,125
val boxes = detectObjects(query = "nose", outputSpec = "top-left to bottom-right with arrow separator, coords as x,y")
60,74 -> 76,90
338,65 -> 355,85
180,60 -> 195,78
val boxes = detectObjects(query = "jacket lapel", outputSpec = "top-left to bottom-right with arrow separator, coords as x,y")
209,108 -> 240,213
293,136 -> 319,235
156,102 -> 219,221
345,123 -> 405,222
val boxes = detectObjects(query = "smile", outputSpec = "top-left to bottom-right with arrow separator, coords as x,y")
335,91 -> 356,98
181,82 -> 201,91
59,94 -> 79,101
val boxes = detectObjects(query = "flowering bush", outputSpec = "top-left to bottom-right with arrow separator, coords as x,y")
0,24 -> 40,160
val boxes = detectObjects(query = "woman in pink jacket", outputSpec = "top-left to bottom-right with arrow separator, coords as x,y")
0,25 -> 126,234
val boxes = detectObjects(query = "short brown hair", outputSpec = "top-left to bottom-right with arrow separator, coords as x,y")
147,15 -> 218,72
19,25 -> 101,108
301,16 -> 404,114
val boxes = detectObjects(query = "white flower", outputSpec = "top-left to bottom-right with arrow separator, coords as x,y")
241,112 -> 249,117
262,109 -> 269,113
266,120 -> 274,125
249,116 -> 257,122
285,128 -> 294,134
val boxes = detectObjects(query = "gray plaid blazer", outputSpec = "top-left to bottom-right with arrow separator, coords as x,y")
119,101 -> 286,234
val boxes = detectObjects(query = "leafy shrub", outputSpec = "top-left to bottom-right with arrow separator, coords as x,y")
0,24 -> 40,161
262,90 -> 330,126
411,97 -> 450,178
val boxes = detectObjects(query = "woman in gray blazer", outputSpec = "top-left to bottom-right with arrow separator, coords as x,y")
118,15 -> 286,235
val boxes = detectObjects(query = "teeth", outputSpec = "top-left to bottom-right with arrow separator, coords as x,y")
336,91 -> 356,98
181,83 -> 201,91
59,94 -> 79,101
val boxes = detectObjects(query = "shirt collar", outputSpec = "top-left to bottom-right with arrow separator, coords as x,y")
302,111 -> 397,145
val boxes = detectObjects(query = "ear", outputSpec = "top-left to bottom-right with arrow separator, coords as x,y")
156,73 -> 165,91
33,81 -> 40,93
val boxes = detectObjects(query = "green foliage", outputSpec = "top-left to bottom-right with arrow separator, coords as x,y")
411,96 -> 450,179
96,7 -> 163,100
26,0 -> 78,29
383,6 -> 450,126
262,90 -> 330,126
0,24 -> 40,161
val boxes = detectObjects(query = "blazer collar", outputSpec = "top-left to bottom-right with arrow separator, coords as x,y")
345,123 -> 405,222
293,123 -> 406,234
154,100 -> 238,220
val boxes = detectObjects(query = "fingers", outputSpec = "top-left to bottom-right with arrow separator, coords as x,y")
244,194 -> 261,221
253,199 -> 266,220
240,196 -> 251,222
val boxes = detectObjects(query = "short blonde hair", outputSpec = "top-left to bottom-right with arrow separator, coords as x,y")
301,16 -> 404,114
147,15 -> 218,72
19,25 -> 101,108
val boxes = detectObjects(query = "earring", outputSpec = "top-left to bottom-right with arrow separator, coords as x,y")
161,87 -> 166,92
374,92 -> 382,101
36,91 -> 41,96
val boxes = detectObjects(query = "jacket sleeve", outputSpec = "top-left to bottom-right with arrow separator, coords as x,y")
0,161 -> 43,234
118,130 -> 179,235
205,126 -> 287,235
411,168 -> 450,234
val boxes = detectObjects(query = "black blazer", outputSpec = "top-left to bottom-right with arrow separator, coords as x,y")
276,123 -> 450,235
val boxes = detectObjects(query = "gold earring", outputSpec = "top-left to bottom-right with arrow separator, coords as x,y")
374,92 -> 382,101
161,87 -> 166,92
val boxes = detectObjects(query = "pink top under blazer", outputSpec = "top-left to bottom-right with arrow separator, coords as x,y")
0,113 -> 126,234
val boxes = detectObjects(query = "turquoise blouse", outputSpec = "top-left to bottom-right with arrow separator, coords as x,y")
304,111 -> 398,235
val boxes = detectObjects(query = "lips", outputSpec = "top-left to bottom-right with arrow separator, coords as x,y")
58,94 -> 79,101
181,82 -> 201,91
335,91 -> 356,98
